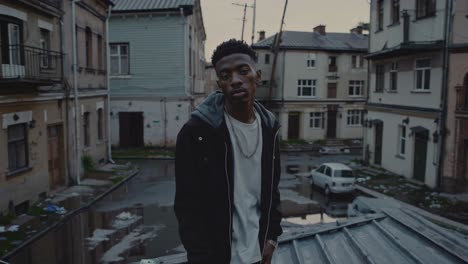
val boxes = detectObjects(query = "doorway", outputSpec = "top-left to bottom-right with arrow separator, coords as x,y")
119,112 -> 144,147
413,129 -> 428,183
288,112 -> 300,139
327,105 -> 337,139
374,121 -> 383,165
48,124 -> 65,190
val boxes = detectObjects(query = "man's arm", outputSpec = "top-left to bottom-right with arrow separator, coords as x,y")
174,124 -> 212,263
267,135 -> 283,241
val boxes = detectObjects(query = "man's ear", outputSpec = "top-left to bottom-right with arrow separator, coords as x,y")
256,69 -> 262,81
216,80 -> 221,89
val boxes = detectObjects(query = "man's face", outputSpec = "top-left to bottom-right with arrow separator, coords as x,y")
215,53 -> 261,106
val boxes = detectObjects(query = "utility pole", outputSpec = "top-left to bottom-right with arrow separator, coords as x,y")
233,2 -> 256,43
269,0 -> 288,102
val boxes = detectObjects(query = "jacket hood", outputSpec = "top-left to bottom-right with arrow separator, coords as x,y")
192,91 -> 277,129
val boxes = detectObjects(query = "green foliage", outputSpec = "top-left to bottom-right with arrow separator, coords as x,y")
82,154 -> 96,173
0,213 -> 15,226
313,139 -> 326,145
111,176 -> 125,184
27,205 -> 46,216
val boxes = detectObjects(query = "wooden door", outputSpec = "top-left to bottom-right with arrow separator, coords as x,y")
327,83 -> 337,98
374,122 -> 383,165
48,125 -> 64,189
119,112 -> 144,147
413,133 -> 428,182
327,110 -> 337,139
288,112 -> 300,139
463,140 -> 468,191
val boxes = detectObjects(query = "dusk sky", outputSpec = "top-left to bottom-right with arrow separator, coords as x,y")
201,0 -> 371,61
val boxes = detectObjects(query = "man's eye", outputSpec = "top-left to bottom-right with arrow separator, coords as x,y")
239,68 -> 249,75
220,74 -> 230,81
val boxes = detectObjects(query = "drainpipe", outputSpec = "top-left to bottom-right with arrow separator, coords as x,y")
72,0 -> 81,185
437,0 -> 454,190
106,5 -> 114,164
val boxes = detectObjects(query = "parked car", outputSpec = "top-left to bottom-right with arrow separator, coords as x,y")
310,163 -> 356,195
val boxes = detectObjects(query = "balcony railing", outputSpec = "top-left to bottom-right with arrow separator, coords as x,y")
0,44 -> 63,85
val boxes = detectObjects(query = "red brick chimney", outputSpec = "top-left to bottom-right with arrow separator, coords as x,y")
313,25 -> 326,35
258,31 -> 266,41
350,26 -> 363,35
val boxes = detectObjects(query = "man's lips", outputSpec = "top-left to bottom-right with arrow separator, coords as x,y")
231,88 -> 248,98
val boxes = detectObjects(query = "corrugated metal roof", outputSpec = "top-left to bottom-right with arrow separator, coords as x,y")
145,201 -> 468,264
253,31 -> 368,52
111,0 -> 194,12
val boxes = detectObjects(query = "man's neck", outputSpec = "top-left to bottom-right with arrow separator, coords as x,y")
225,103 -> 255,123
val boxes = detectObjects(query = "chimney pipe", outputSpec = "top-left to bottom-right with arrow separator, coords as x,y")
313,25 -> 326,35
258,30 -> 266,41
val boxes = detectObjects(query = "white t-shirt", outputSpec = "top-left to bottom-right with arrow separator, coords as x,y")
225,111 -> 263,264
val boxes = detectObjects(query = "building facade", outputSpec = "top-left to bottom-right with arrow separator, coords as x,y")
364,0 -> 448,188
253,26 -> 368,142
443,0 -> 468,192
0,0 -> 66,212
109,0 -> 206,148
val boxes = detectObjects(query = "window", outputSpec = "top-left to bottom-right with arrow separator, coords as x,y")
391,0 -> 400,24
309,112 -> 322,128
415,59 -> 431,91
324,167 -> 332,177
40,29 -> 50,68
347,110 -> 364,126
307,53 -> 316,68
297,79 -> 317,97
328,56 -> 337,72
8,124 -> 28,171
375,64 -> 385,92
97,35 -> 103,70
377,0 -> 384,31
349,80 -> 365,96
317,166 -> 326,173
97,108 -> 104,140
85,27 -> 93,68
83,112 -> 90,146
398,125 -> 406,156
416,0 -> 436,18
265,54 -> 270,64
8,23 -> 21,65
352,55 -> 364,68
390,62 -> 398,91
110,43 -> 129,75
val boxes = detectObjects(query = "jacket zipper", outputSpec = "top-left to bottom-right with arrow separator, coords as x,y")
262,129 -> 280,257
224,142 -> 232,249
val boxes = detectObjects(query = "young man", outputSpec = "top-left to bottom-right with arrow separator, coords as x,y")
174,39 -> 282,264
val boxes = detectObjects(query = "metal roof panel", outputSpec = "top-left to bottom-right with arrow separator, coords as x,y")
112,0 -> 193,11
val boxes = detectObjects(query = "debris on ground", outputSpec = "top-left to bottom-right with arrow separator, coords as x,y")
112,212 -> 142,229
43,204 -> 67,215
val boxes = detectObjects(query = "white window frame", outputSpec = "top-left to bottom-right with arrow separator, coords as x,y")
414,58 -> 431,91
297,79 -> 317,97
398,125 -> 406,156
389,62 -> 398,91
309,112 -> 322,128
352,55 -> 364,68
306,53 -> 316,69
347,110 -> 363,126
8,23 -> 21,65
110,43 -> 129,76
348,80 -> 365,97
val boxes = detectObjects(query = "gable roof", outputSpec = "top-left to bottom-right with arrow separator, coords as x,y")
111,0 -> 193,12
253,31 -> 368,52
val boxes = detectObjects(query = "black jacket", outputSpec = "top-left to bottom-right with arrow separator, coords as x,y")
174,92 -> 283,263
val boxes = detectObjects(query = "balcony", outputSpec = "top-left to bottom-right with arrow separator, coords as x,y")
19,0 -> 62,15
0,45 -> 63,89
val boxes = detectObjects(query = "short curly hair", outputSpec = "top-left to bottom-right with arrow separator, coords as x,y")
211,39 -> 257,67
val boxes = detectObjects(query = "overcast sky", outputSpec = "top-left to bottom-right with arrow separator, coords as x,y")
200,0 -> 371,61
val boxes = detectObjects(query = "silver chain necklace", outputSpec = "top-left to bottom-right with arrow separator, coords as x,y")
225,110 -> 260,159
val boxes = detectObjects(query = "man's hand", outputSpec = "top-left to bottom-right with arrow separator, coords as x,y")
261,241 -> 277,264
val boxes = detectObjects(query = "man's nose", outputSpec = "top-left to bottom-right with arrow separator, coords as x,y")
231,73 -> 243,87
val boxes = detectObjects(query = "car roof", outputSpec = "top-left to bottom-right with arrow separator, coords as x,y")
321,163 -> 352,170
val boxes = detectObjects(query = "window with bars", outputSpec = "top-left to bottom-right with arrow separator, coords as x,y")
375,64 -> 385,92
8,123 -> 28,171
390,62 -> 398,91
349,80 -> 365,96
416,0 -> 436,19
347,110 -> 364,126
110,43 -> 129,75
415,59 -> 431,91
297,79 -> 317,97
309,112 -> 322,128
